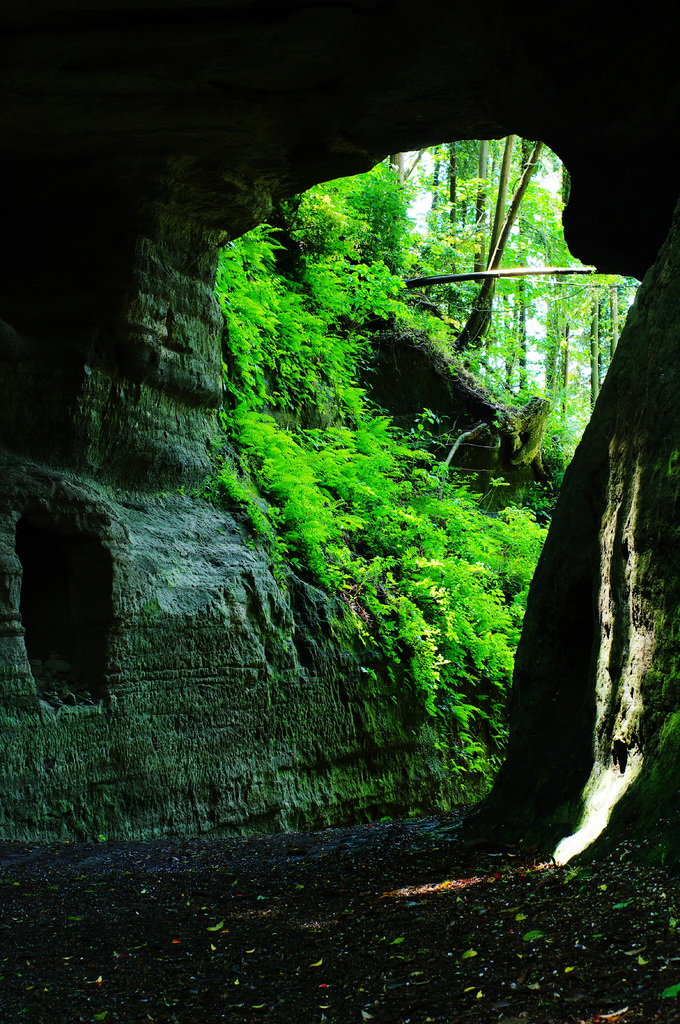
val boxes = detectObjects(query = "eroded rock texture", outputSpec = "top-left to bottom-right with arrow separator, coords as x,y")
475,198 -> 680,863
3,3 -> 680,840
0,457 -> 448,838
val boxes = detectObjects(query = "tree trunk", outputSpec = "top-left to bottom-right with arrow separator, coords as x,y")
448,143 -> 457,226
403,149 -> 426,183
468,193 -> 680,866
545,296 -> 558,398
504,293 -> 515,387
473,140 -> 488,273
456,141 -> 543,352
497,396 -> 550,478
561,321 -> 570,421
430,146 -> 441,210
488,136 -> 515,266
590,289 -> 600,407
390,153 -> 407,185
487,140 -> 543,269
610,283 -> 620,356
518,278 -> 528,392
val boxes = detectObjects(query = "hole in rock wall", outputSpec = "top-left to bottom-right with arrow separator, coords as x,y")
612,738 -> 629,775
15,517 -> 114,707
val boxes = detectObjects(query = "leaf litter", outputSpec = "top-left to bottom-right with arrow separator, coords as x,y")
0,812 -> 679,1022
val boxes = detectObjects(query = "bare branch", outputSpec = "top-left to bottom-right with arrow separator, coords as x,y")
444,422 -> 488,468
405,266 -> 596,289
402,149 -> 427,183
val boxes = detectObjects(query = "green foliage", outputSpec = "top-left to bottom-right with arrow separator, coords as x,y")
219,404 -> 544,771
294,162 -> 413,273
202,445 -> 275,545
409,140 -> 638,463
217,220 -> 403,421
217,224 -> 361,416
208,175 -> 549,788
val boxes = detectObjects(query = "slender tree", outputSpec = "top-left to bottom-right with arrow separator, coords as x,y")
448,143 -> 457,225
503,293 -> 516,387
545,295 -> 559,398
456,140 -> 543,351
390,152 -> 407,184
430,145 -> 442,211
590,289 -> 600,408
473,140 -> 489,273
610,283 -> 620,356
488,136 -> 515,263
561,321 -> 570,421
517,278 -> 528,392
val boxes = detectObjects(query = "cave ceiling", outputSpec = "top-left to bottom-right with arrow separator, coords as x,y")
1,3 -> 679,331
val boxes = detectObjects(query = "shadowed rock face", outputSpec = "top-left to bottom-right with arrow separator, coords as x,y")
1,3 -> 680,840
3,7 -> 680,308
473,199 -> 680,864
2,4 -> 679,486
0,460 -> 451,839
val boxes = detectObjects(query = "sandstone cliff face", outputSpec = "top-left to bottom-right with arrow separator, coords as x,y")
3,4 -> 680,841
474,196 -> 680,863
0,458 -> 449,839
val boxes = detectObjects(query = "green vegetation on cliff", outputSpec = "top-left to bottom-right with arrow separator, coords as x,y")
206,161 -> 551,789
205,148 -> 637,792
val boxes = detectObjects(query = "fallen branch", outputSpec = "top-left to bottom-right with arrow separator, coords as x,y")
444,422 -> 488,468
405,266 -> 596,289
439,421 -> 489,499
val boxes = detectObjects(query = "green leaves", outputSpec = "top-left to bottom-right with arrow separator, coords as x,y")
211,161 -> 550,789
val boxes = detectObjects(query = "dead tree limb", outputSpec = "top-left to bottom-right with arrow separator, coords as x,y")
444,422 -> 488,468
404,266 -> 597,288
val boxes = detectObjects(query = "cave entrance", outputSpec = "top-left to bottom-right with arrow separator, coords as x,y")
15,516 -> 114,705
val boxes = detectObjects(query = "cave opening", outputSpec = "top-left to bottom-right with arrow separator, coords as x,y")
15,516 -> 114,706
612,738 -> 629,775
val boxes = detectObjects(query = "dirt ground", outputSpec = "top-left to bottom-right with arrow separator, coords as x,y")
2,811 -> 680,1024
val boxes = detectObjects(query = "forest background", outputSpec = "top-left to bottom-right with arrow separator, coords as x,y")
204,138 -> 637,797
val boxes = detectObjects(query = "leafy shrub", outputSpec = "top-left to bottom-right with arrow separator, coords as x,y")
207,165 -> 547,789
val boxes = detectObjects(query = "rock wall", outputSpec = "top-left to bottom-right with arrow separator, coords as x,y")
471,197 -> 680,863
0,456 -> 449,839
3,4 -> 680,840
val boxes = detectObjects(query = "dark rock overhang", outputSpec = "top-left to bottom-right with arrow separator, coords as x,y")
1,3 -> 679,335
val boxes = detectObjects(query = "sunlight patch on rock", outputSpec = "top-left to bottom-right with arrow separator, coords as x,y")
553,751 -> 642,864
554,458 -> 651,866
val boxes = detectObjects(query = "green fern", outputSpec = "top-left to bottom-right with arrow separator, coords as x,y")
207,167 -> 547,789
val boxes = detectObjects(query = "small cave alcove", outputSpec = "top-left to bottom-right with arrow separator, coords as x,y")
15,516 -> 114,707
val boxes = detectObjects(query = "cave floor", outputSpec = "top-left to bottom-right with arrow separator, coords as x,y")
0,813 -> 678,1024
